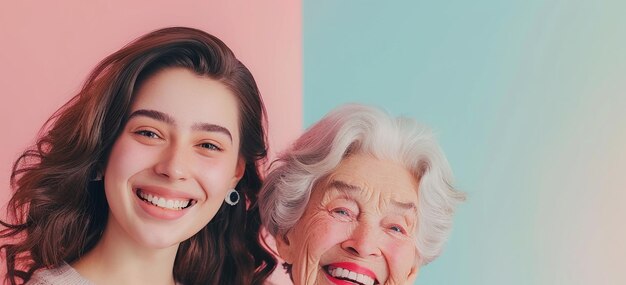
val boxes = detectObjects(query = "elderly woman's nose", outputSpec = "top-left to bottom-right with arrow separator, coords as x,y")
341,222 -> 382,258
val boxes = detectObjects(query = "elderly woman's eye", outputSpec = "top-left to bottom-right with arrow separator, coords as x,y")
389,225 -> 406,234
329,207 -> 354,221
333,208 -> 349,216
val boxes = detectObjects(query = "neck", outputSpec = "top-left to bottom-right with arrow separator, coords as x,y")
72,215 -> 179,285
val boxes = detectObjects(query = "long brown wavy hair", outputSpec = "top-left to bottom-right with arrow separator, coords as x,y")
0,27 -> 276,285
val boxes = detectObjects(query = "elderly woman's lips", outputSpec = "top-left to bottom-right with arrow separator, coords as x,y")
324,262 -> 378,285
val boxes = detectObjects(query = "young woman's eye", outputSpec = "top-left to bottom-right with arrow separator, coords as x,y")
199,142 -> 222,151
135,130 -> 160,139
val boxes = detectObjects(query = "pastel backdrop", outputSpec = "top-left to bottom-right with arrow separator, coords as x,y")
0,1 -> 300,284
2,1 -> 626,285
303,1 -> 625,284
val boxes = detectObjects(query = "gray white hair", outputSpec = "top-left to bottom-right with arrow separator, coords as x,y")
259,104 -> 465,265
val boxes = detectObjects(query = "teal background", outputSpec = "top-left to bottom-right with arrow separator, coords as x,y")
303,1 -> 626,284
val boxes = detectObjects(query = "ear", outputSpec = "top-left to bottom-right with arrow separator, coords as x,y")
275,231 -> 294,264
229,157 -> 246,188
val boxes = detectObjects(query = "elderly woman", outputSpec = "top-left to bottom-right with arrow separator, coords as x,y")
259,104 -> 465,285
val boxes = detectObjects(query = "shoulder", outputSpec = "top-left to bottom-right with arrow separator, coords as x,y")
27,263 -> 95,285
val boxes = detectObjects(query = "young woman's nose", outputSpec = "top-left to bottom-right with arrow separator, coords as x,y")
341,222 -> 383,258
153,143 -> 191,181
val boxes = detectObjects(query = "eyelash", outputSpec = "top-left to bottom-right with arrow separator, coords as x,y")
330,207 -> 355,221
330,204 -> 410,235
389,225 -> 407,234
135,130 -> 160,139
199,142 -> 222,151
135,128 -> 223,152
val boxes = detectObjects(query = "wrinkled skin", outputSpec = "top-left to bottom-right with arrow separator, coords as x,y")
276,153 -> 420,285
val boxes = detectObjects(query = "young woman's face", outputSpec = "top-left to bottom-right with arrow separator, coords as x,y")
277,153 -> 420,285
103,67 -> 244,249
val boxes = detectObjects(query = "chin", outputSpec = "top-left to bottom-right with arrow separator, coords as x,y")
129,227 -> 190,250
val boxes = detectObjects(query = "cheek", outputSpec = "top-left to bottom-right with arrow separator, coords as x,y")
288,214 -> 354,285
105,137 -> 154,185
382,239 -> 418,273
292,214 -> 353,262
194,155 -> 239,196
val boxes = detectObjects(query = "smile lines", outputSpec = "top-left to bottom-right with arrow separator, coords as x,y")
136,189 -> 194,211
326,265 -> 377,285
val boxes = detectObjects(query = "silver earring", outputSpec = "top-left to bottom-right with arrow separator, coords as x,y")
225,188 -> 240,206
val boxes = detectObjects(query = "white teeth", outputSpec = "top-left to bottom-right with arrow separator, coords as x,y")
157,197 -> 166,207
137,190 -> 191,211
348,271 -> 357,281
356,274 -> 365,284
328,266 -> 375,285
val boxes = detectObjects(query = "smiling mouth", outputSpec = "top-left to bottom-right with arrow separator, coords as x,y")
136,189 -> 196,211
324,265 -> 379,285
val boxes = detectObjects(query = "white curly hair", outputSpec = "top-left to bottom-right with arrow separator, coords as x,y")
259,104 -> 465,265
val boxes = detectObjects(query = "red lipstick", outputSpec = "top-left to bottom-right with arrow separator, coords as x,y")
324,262 -> 378,285
328,262 -> 376,280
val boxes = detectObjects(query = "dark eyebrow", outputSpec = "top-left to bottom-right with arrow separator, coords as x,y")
129,109 -> 175,124
329,180 -> 417,212
129,109 -> 233,144
192,123 -> 232,143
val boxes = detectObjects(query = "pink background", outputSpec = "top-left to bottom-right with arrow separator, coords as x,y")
0,1 -> 301,283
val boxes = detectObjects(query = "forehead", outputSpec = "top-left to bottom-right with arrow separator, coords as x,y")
131,68 -> 240,135
324,153 -> 419,205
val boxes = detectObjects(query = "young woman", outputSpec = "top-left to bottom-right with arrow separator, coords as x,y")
1,27 -> 275,285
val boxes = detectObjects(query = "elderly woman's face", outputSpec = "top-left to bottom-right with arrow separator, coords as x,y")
276,153 -> 420,285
